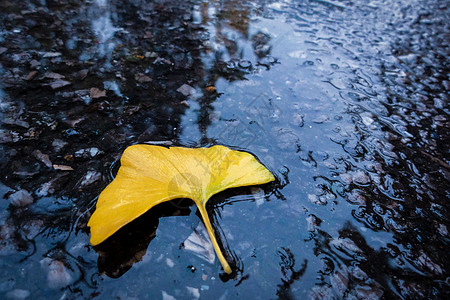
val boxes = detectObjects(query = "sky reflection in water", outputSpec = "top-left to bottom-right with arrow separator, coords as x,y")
0,0 -> 448,299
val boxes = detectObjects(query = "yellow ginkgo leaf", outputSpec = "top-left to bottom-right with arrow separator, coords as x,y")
88,144 -> 275,274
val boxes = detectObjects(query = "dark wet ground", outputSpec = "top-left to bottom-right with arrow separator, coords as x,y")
0,0 -> 449,299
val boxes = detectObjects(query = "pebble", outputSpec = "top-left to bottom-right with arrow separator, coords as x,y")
312,115 -> 330,124
52,139 -> 68,152
22,219 -> 44,240
162,291 -> 176,300
361,114 -> 374,126
309,285 -> 334,299
2,118 -> 30,128
353,171 -> 370,185
90,87 -> 106,99
324,162 -> 338,169
340,173 -> 353,184
330,238 -> 363,255
29,59 -> 40,69
63,117 -> 84,127
180,100 -> 190,107
306,214 -> 321,231
308,194 -> 327,206
347,190 -> 366,205
0,129 -> 20,143
177,84 -> 195,97
80,171 -> 102,186
9,189 -> 33,207
353,284 -> 384,299
367,162 -> 384,173
32,150 -> 52,168
397,53 -> 418,64
291,113 -> 304,127
44,72 -> 65,80
50,80 -> 71,90
135,73 -> 152,83
186,287 -> 200,300
250,187 -> 265,206
74,147 -> 101,158
166,258 -> 175,268
416,251 -> 443,275
40,258 -> 75,289
330,269 -> 349,296
272,128 -> 299,150
437,224 -> 448,236
36,181 -> 54,197
5,289 -> 30,300
349,266 -> 368,281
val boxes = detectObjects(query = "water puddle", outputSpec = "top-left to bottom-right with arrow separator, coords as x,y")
0,0 -> 448,299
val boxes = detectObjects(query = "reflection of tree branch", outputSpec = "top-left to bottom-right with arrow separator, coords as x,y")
276,247 -> 308,299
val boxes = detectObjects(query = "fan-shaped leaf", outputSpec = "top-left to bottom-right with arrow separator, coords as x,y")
88,144 -> 275,273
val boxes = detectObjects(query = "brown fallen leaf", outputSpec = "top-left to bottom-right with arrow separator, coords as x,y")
44,72 -> 65,79
135,73 -> 152,83
205,86 -> 216,92
90,87 -> 106,99
50,80 -> 71,90
25,71 -> 37,81
53,164 -> 74,171
30,59 -> 40,68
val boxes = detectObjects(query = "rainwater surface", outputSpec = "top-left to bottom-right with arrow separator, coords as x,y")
0,0 -> 448,299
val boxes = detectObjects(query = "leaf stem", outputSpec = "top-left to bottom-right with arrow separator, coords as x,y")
197,204 -> 232,274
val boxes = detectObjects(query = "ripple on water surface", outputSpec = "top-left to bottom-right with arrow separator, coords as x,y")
0,0 -> 448,299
